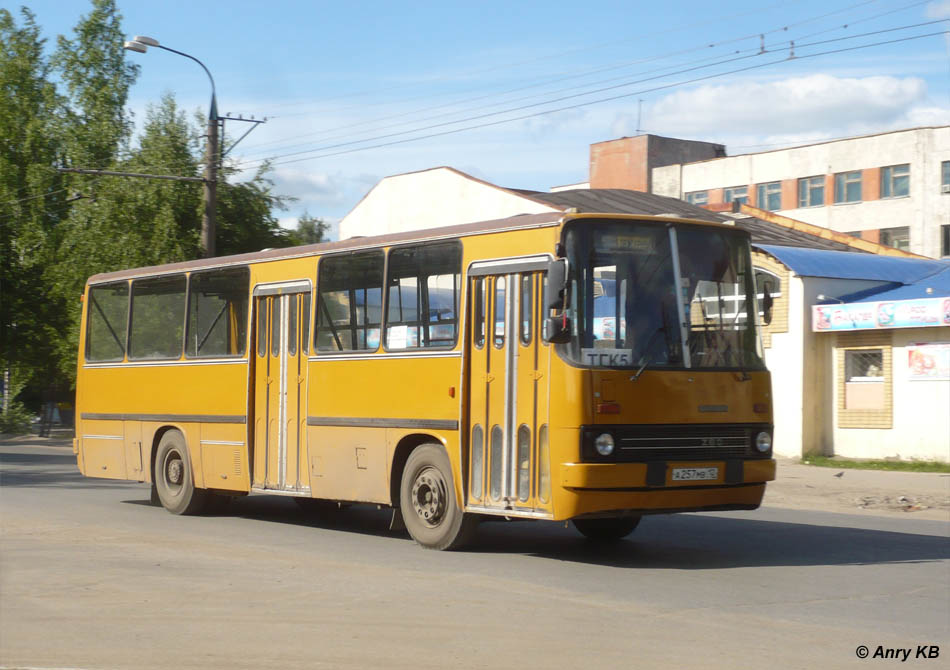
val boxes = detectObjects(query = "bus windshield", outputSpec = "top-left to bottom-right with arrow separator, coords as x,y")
560,220 -> 764,371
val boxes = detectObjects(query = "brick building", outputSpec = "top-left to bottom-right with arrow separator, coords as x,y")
585,127 -> 950,259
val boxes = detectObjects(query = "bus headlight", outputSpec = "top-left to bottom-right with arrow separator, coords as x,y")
594,433 -> 615,456
755,431 -> 772,453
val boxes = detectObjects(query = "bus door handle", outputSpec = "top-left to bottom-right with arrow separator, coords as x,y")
482,373 -> 495,383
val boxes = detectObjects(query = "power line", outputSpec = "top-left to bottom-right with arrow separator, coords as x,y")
234,26 -> 945,170
253,30 -> 946,169
240,0 -> 922,156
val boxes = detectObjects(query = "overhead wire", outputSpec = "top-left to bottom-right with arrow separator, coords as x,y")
239,0 -> 917,155
252,30 -> 946,169
232,24 -> 946,171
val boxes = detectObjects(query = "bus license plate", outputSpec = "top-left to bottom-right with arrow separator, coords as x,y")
672,467 -> 719,482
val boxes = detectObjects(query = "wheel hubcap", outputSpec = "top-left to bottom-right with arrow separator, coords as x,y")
164,452 -> 184,489
411,467 -> 447,528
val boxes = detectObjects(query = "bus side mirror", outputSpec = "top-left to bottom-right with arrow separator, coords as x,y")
544,258 -> 568,310
542,258 -> 571,343
543,314 -> 572,344
762,286 -> 774,326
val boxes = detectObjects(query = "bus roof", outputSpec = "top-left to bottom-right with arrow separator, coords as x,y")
86,210 -> 742,284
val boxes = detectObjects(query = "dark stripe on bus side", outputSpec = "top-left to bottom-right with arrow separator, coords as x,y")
307,417 -> 459,430
81,413 -> 246,424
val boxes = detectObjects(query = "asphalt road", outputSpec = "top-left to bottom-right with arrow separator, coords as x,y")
1,441 -> 948,670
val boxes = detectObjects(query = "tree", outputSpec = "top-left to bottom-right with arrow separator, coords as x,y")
0,7 -> 66,428
1,2 -> 323,433
289,211 -> 329,246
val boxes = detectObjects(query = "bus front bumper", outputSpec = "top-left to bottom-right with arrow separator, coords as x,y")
555,459 -> 776,519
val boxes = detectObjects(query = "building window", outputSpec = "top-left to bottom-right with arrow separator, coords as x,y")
881,164 -> 910,198
834,171 -> 862,203
723,186 -> 748,205
941,224 -> 950,257
879,226 -> 910,251
798,176 -> 824,208
844,349 -> 884,410
685,190 -> 708,205
942,161 -> 950,194
756,181 -> 782,211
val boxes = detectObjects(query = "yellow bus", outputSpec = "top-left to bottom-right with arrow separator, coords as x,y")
74,211 -> 775,549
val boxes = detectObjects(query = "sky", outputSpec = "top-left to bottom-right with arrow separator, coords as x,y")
16,0 -> 950,238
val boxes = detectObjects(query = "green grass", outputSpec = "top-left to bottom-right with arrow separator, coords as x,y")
801,455 -> 950,473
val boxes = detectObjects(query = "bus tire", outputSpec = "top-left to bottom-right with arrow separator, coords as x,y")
400,443 -> 478,550
572,516 -> 641,542
154,430 -> 208,515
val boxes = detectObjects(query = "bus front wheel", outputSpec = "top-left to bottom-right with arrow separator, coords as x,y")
399,444 -> 477,550
154,430 -> 208,515
572,516 -> 641,542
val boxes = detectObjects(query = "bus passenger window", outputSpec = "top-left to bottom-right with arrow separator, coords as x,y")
473,278 -> 486,348
493,277 -> 506,349
315,251 -> 383,352
385,242 -> 461,349
128,275 -> 186,360
271,298 -> 281,357
85,281 -> 129,362
288,294 -> 298,356
520,275 -> 532,346
257,298 -> 267,358
186,267 -> 249,358
301,293 -> 311,356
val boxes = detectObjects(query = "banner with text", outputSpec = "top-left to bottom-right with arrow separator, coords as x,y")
813,297 -> 950,332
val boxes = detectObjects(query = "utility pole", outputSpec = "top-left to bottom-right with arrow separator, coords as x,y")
124,36 -> 219,258
203,97 -> 219,258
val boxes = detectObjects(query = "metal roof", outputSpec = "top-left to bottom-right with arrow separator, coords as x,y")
837,266 -> 950,302
531,189 -> 723,222
756,244 -> 950,283
530,189 -> 860,252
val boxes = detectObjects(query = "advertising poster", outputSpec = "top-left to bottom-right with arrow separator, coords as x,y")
907,343 -> 950,381
813,297 -> 950,332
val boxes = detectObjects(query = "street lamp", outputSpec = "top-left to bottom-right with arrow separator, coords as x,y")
124,36 -> 219,258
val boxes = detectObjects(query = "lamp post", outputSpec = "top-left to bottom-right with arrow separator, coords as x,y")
124,36 -> 218,257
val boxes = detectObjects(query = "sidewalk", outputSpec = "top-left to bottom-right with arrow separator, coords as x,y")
3,435 -> 948,521
764,458 -> 950,521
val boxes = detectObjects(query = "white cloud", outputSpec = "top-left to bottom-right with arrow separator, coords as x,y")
926,1 -> 950,19
615,74 -> 930,141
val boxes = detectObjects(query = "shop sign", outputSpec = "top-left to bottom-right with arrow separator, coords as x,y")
907,343 -> 950,381
813,297 -> 950,332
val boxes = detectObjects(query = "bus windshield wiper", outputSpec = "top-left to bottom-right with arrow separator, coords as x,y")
629,326 -> 665,382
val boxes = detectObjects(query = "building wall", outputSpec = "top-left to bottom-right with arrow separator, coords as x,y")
590,135 -> 724,191
830,326 -> 950,462
757,260 -> 893,459
339,168 -> 557,240
650,127 -> 950,258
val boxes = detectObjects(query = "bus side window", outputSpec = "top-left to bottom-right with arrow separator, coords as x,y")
257,297 -> 267,358
85,281 -> 129,362
385,242 -> 461,350
520,274 -> 532,346
129,274 -> 186,360
186,266 -> 249,358
315,251 -> 383,352
473,278 -> 485,348
493,276 -> 506,349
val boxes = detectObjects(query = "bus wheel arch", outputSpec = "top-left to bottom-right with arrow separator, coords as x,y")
394,440 -> 477,550
390,433 -> 447,509
152,428 -> 208,515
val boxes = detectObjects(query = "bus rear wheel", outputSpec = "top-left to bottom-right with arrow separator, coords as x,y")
154,430 -> 208,515
572,516 -> 641,542
400,444 -> 478,550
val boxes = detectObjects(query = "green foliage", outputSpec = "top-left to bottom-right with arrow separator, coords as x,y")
289,211 -> 330,246
0,1 -> 323,414
0,367 -> 33,435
